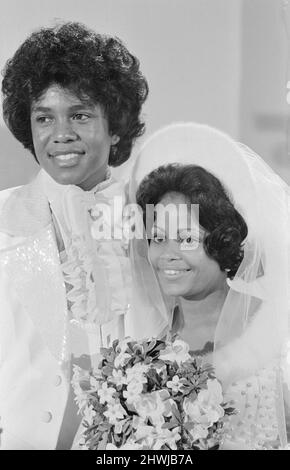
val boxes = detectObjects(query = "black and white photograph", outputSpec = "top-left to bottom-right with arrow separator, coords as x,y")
0,0 -> 290,453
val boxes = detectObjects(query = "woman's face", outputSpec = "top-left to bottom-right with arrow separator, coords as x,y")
148,192 -> 227,300
30,84 -> 119,190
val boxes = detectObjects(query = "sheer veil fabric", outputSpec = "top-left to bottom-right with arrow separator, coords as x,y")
127,122 -> 290,447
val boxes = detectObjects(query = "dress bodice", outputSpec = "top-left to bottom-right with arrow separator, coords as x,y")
171,303 -> 284,450
221,366 -> 280,449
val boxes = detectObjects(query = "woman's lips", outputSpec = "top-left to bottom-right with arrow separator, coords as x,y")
158,268 -> 191,279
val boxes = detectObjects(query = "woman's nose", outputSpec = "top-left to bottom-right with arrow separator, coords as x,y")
160,241 -> 181,260
53,120 -> 77,143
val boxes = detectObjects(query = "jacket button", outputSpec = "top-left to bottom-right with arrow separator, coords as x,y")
41,411 -> 52,423
54,375 -> 62,386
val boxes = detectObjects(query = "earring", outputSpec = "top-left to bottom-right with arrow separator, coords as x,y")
111,145 -> 117,156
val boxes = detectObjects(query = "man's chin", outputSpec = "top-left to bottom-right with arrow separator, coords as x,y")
48,169 -> 83,187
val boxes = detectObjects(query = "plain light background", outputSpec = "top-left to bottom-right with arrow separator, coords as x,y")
0,0 -> 289,189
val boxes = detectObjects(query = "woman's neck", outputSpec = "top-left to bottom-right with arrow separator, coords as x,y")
172,283 -> 229,351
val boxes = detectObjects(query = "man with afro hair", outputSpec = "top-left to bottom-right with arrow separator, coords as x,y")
0,22 -> 148,449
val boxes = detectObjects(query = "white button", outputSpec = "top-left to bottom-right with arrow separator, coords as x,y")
54,375 -> 62,386
41,411 -> 52,423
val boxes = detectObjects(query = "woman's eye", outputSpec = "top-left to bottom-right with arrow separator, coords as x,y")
151,226 -> 166,244
184,236 -> 195,244
152,236 -> 166,244
152,231 -> 166,244
180,235 -> 200,249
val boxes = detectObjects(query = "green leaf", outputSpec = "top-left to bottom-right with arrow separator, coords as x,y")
224,407 -> 236,415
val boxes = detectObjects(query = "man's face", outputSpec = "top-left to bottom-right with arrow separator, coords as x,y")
30,84 -> 119,190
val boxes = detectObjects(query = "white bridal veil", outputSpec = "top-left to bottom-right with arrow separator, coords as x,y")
127,122 -> 290,447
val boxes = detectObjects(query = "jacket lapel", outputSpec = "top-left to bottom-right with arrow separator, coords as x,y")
0,174 -> 69,363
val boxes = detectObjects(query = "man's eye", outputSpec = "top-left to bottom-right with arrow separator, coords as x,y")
36,116 -> 52,124
73,113 -> 89,121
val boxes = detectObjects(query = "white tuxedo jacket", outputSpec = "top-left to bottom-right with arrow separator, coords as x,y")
0,176 -> 124,449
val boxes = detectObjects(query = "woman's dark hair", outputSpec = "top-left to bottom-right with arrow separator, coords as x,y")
136,164 -> 248,279
1,22 -> 148,166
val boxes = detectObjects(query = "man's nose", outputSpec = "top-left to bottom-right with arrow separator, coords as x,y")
53,119 -> 77,143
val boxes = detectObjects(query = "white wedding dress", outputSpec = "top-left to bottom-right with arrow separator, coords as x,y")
126,122 -> 290,449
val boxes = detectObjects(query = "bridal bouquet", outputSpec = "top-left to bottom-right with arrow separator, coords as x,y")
72,337 -> 235,450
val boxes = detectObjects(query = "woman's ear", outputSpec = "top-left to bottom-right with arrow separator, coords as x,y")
111,135 -> 120,145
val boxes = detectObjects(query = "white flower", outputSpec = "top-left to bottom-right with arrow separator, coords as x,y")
71,365 -> 90,411
113,338 -> 134,368
159,339 -> 191,365
73,384 -> 88,411
134,423 -> 156,441
83,405 -> 95,426
72,365 -> 89,387
152,427 -> 181,450
119,441 -> 143,450
114,352 -> 131,368
80,445 -> 89,450
110,369 -> 128,387
126,363 -> 149,384
167,375 -> 183,393
205,379 -> 224,404
97,382 -> 116,404
77,436 -> 89,450
123,364 -> 148,401
106,443 -> 118,450
104,403 -> 127,425
183,379 -> 225,428
133,389 -> 171,427
105,443 -> 119,450
189,424 -> 209,441
154,363 -> 167,376
135,424 -> 181,450
123,379 -> 144,403
89,375 -> 101,391
117,337 -> 133,354
106,440 -> 143,450
114,419 -> 126,434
